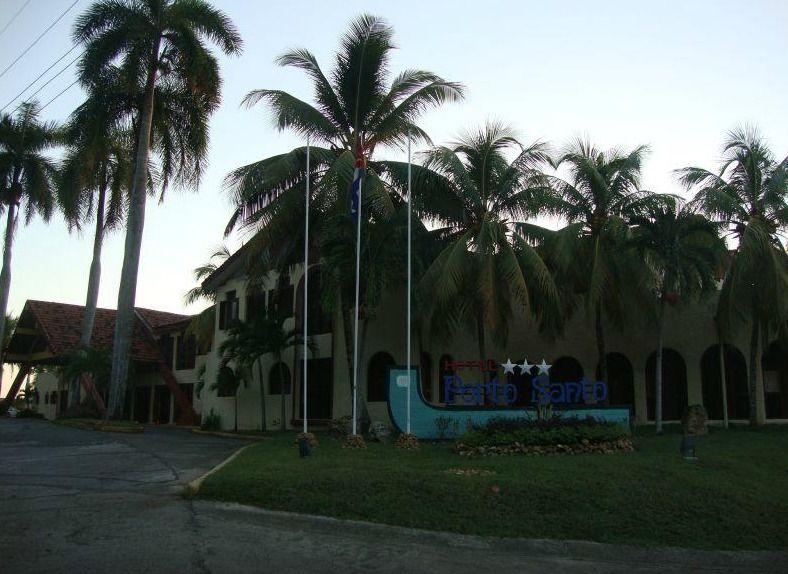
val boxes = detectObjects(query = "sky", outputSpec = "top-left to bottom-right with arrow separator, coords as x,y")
0,0 -> 787,320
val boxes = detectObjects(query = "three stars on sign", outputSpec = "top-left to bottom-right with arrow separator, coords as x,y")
501,357 -> 551,375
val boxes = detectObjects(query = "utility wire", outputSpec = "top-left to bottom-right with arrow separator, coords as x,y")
0,44 -> 82,113
0,0 -> 33,37
0,0 -> 80,79
40,77 -> 79,111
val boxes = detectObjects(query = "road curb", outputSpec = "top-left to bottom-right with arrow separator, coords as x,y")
191,428 -> 270,440
185,443 -> 256,495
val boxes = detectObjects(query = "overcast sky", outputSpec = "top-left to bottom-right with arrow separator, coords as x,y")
1,0 -> 786,324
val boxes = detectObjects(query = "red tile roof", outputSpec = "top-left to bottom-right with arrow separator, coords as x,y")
21,300 -> 192,363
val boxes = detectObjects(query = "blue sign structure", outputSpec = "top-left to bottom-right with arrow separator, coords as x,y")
387,367 -> 630,439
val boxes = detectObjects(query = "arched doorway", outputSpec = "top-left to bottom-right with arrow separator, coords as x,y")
701,344 -> 748,420
597,353 -> 634,406
438,354 -> 454,404
646,349 -> 688,421
762,341 -> 788,419
550,356 -> 584,383
367,352 -> 395,402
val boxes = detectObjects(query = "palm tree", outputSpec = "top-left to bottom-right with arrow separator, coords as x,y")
411,123 -> 559,384
629,199 -> 726,432
60,89 -> 134,408
183,245 -> 231,355
60,346 -> 113,414
0,103 -> 60,369
678,126 -> 788,426
210,362 -> 242,432
219,315 -> 309,432
73,0 -> 243,419
537,140 -> 660,382
224,14 -> 463,416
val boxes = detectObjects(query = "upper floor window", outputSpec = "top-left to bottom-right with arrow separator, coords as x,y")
159,334 -> 174,367
176,334 -> 196,371
246,289 -> 266,322
218,290 -> 239,331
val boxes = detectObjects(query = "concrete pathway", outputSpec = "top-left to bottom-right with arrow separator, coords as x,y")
1,418 -> 784,573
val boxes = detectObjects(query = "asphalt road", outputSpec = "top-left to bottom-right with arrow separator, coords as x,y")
0,418 -> 784,574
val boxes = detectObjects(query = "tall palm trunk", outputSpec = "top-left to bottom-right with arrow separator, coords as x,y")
69,184 -> 108,409
107,42 -> 160,419
595,303 -> 607,383
80,183 -> 107,348
0,200 -> 18,373
257,360 -> 267,432
748,317 -> 760,427
476,312 -> 488,404
655,298 -> 666,434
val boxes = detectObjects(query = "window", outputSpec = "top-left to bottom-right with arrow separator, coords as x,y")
269,362 -> 291,395
176,334 -> 196,370
159,334 -> 174,367
219,291 -> 239,330
296,267 -> 332,335
268,284 -> 294,320
367,352 -> 395,402
246,290 -> 265,322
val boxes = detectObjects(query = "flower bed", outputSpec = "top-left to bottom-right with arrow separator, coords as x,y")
455,416 -> 632,456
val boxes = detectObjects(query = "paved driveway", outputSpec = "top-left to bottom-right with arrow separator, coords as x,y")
1,418 -> 784,574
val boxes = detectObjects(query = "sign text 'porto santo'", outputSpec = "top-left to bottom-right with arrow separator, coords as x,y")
442,357 -> 608,407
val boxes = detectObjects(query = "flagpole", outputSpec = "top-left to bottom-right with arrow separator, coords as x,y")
303,138 -> 310,435
406,134 -> 412,435
352,155 -> 362,437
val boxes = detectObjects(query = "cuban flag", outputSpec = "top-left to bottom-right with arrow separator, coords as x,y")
351,143 -> 365,222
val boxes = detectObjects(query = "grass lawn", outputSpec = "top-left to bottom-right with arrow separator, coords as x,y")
196,425 -> 788,550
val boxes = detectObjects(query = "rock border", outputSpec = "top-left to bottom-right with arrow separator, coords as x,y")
455,438 -> 634,457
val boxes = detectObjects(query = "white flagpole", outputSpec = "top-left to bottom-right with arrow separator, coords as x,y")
406,134 -> 412,435
352,158 -> 362,436
303,138 -> 310,434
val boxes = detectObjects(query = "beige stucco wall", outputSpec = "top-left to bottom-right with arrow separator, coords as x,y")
198,263 -> 773,432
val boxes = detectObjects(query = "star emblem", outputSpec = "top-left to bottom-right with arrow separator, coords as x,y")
501,358 -> 516,374
518,358 -> 535,375
536,359 -> 552,375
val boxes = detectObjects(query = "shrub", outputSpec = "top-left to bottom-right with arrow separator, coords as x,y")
17,408 -> 45,419
201,408 -> 222,431
459,415 -> 628,448
58,403 -> 101,420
